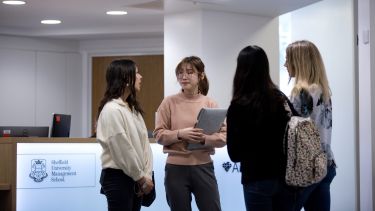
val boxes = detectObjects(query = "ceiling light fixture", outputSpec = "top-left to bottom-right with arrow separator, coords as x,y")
41,20 -> 62,25
106,10 -> 127,15
2,0 -> 26,5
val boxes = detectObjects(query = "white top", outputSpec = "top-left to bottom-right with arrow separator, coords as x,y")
96,98 -> 153,181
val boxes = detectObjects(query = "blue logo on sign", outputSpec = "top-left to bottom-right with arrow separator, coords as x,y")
29,159 -> 48,182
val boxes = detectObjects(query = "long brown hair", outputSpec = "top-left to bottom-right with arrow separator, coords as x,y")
97,59 -> 144,117
175,56 -> 209,95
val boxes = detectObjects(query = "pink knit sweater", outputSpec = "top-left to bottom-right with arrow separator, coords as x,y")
154,92 -> 226,165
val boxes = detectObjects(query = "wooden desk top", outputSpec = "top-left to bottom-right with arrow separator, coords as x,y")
0,183 -> 11,190
0,137 -> 156,144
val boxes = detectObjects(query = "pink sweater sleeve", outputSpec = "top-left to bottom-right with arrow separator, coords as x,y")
153,99 -> 182,146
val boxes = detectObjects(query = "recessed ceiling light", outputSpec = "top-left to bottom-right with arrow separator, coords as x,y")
41,20 -> 62,25
106,10 -> 127,15
2,0 -> 26,5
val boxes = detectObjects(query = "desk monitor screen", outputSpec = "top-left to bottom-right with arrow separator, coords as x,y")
50,114 -> 71,137
0,126 -> 49,137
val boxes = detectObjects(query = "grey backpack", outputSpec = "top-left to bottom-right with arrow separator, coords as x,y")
284,100 -> 327,187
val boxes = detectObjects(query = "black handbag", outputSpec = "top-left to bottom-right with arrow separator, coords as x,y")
141,171 -> 156,207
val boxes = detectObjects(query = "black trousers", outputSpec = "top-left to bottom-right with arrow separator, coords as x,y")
164,162 -> 221,211
100,168 -> 142,211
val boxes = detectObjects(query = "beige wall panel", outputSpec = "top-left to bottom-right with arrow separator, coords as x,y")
92,55 -> 164,134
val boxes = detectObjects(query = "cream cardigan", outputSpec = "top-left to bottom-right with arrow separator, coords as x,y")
97,98 -> 153,181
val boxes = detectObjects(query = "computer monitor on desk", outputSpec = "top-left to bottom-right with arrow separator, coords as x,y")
50,113 -> 71,137
0,126 -> 49,137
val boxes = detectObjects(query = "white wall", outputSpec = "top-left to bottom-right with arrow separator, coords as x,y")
0,35 -> 164,138
201,10 -> 279,108
164,10 -> 278,108
288,0 -> 357,210
0,35 -> 82,137
79,37 -> 164,56
164,11 -> 203,98
358,0 -> 375,210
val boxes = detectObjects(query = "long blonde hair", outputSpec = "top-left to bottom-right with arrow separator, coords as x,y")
286,40 -> 331,103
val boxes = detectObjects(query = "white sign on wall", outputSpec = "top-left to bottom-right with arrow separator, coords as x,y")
17,154 -> 96,188
16,143 -> 106,211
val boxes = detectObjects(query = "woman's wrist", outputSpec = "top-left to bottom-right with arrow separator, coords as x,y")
177,130 -> 182,140
200,137 -> 206,145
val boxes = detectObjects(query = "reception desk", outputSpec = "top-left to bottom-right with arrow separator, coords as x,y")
0,137 -> 100,211
0,138 -> 244,211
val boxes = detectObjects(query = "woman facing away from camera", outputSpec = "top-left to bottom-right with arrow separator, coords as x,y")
96,59 -> 154,211
285,40 -> 336,211
227,45 -> 295,211
154,56 -> 226,211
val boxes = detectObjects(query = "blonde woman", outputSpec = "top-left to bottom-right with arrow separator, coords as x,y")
285,40 -> 336,211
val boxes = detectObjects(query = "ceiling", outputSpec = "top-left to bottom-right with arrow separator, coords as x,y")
0,0 -> 321,40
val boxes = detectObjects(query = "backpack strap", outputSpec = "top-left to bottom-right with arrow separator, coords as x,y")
278,90 -> 300,158
279,91 -> 299,116
285,97 -> 299,116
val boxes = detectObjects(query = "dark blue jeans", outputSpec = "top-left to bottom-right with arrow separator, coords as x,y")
295,163 -> 337,211
100,168 -> 142,211
243,179 -> 296,211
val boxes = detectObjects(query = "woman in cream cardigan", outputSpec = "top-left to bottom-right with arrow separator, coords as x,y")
96,59 -> 153,211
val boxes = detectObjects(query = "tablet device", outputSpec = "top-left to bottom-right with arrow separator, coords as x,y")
187,108 -> 227,150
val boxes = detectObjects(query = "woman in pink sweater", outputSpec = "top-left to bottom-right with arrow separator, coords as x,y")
154,56 -> 226,211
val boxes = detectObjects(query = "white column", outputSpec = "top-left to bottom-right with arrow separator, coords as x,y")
358,0 -> 375,210
164,9 -> 278,108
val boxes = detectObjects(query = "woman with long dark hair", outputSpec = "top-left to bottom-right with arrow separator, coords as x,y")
227,45 -> 294,211
97,59 -> 153,211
